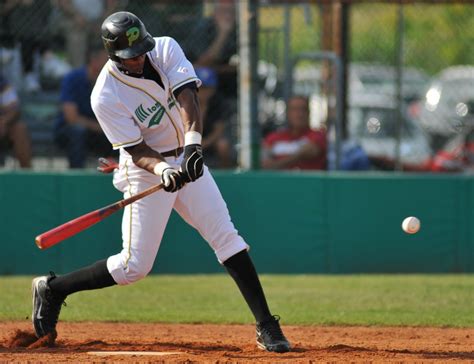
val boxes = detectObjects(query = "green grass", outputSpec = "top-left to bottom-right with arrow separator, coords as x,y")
1,275 -> 473,327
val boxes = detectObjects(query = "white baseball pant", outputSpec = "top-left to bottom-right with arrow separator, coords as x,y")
107,155 -> 249,285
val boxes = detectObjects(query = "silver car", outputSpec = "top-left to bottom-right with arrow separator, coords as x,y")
348,92 -> 432,170
418,66 -> 474,138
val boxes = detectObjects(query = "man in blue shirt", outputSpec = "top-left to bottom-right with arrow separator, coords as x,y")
55,47 -> 113,168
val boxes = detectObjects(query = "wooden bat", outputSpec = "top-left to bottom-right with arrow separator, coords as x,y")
35,183 -> 163,250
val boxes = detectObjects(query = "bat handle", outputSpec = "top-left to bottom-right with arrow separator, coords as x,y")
97,157 -> 119,174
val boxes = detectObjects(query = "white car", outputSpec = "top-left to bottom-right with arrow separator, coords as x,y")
348,92 -> 432,170
290,62 -> 432,170
350,63 -> 429,103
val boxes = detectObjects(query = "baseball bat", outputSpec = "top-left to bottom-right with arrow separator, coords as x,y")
35,183 -> 163,250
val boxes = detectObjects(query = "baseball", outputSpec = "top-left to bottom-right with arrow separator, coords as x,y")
402,216 -> 420,234
366,117 -> 381,133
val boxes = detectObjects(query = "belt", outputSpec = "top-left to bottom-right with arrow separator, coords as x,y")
161,147 -> 183,158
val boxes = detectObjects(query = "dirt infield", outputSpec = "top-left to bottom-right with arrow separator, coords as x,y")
1,321 -> 473,363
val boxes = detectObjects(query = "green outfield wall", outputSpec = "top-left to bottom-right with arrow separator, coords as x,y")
1,171 -> 472,274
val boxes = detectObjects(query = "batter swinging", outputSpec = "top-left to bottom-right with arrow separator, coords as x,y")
31,11 -> 290,353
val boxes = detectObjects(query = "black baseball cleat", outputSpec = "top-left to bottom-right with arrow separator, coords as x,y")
256,315 -> 291,353
32,273 -> 66,338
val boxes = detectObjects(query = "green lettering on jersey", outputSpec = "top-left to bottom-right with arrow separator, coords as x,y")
134,104 -> 149,122
126,27 -> 140,46
148,107 -> 165,127
134,102 -> 165,127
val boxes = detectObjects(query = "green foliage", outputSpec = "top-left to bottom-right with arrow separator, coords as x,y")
351,4 -> 398,65
259,3 -> 474,76
403,4 -> 474,74
259,5 -> 320,69
2,275 -> 474,327
348,3 -> 474,75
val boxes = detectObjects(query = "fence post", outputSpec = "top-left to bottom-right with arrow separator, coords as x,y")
291,52 -> 343,170
238,0 -> 259,170
395,4 -> 405,171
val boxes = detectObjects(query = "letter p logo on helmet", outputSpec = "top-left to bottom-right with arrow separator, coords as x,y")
126,27 -> 140,46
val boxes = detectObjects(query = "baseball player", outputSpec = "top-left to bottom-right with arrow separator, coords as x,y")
31,11 -> 290,353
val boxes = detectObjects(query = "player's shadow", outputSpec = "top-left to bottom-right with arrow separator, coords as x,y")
5,340 -> 243,354
89,340 -> 244,353
152,341 -> 243,352
47,340 -> 308,357
205,346 -> 308,360
390,348 -> 474,361
325,344 -> 474,361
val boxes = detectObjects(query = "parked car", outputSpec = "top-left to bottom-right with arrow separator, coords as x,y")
289,62 -> 432,170
348,92 -> 432,171
293,62 -> 429,102
291,62 -> 429,130
417,66 -> 474,140
350,63 -> 429,103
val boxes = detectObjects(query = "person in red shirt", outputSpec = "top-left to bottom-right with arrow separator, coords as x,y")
261,95 -> 326,170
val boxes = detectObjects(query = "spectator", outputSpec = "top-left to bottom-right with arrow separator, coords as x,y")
56,0 -> 120,68
196,67 -> 236,169
1,0 -> 54,92
125,1 -> 201,43
0,75 -> 32,168
54,47 -> 113,168
261,96 -> 326,170
183,0 -> 237,98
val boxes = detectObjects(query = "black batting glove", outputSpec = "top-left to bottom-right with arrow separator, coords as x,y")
181,144 -> 204,183
161,167 -> 186,193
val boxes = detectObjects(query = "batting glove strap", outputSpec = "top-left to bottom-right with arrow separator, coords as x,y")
181,144 -> 204,183
154,161 -> 172,176
184,131 -> 202,146
161,167 -> 185,193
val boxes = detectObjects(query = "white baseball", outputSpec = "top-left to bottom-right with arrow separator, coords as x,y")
402,216 -> 420,234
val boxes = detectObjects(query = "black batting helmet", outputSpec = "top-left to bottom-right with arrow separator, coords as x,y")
101,11 -> 155,62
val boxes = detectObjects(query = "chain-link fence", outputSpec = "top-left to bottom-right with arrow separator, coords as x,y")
350,2 -> 474,172
1,1 -> 473,172
257,1 -> 474,172
0,0 -> 236,170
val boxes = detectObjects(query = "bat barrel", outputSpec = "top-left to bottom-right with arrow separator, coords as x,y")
35,208 -> 108,249
35,183 -> 163,250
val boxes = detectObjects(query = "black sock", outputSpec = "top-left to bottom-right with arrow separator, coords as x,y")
224,250 -> 272,323
48,259 -> 117,297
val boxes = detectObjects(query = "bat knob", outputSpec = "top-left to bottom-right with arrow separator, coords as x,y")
97,157 -> 119,174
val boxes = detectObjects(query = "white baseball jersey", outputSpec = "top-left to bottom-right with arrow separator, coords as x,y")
90,36 -> 248,285
91,36 -> 202,157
